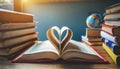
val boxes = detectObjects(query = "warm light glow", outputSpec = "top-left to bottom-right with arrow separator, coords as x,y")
22,0 -> 28,3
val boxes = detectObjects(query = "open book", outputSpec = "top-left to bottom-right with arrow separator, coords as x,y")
12,26 -> 108,63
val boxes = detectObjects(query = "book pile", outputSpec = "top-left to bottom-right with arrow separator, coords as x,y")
0,9 -> 37,60
81,28 -> 102,46
101,3 -> 120,65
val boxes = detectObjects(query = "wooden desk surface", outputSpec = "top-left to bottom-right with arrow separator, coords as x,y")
0,46 -> 120,69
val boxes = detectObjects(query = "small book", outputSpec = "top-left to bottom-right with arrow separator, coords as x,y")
102,43 -> 120,65
101,24 -> 120,36
105,3 -> 120,14
85,28 -> 101,37
101,31 -> 120,44
12,26 -> 108,63
102,37 -> 120,55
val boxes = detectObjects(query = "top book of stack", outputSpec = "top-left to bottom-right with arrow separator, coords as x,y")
105,3 -> 120,14
0,9 -> 33,23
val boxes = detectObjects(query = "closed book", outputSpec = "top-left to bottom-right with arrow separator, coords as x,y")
104,20 -> 120,26
82,38 -> 103,46
105,3 -> 120,14
102,43 -> 120,65
0,9 -> 33,23
86,28 -> 101,37
0,40 -> 36,57
0,33 -> 37,49
102,38 -> 120,55
0,28 -> 35,39
101,24 -> 120,36
81,35 -> 102,42
104,12 -> 120,20
101,31 -> 120,44
0,23 -> 36,31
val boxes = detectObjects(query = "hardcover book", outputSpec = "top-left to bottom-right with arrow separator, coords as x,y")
104,20 -> 120,26
0,28 -> 35,39
102,38 -> 120,55
0,40 -> 35,57
101,31 -> 120,44
12,26 -> 108,63
101,24 -> 120,36
104,12 -> 120,20
0,33 -> 37,48
0,9 -> 33,23
102,43 -> 120,65
105,3 -> 120,14
85,28 -> 101,37
0,23 -> 36,31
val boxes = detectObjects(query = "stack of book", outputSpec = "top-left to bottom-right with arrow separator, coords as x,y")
101,3 -> 120,65
0,9 -> 37,60
81,28 -> 102,46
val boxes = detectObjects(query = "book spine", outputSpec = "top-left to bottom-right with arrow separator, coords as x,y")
102,38 -> 120,55
102,43 -> 120,65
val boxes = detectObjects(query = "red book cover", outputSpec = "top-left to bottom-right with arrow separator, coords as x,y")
102,24 -> 120,36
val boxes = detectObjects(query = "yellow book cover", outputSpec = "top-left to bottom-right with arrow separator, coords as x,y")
102,43 -> 120,64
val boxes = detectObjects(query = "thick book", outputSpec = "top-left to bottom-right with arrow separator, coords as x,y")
85,28 -> 101,37
0,28 -> 35,39
12,26 -> 108,63
0,23 -> 36,31
0,33 -> 37,49
0,40 -> 36,57
104,20 -> 120,26
0,9 -> 33,23
81,35 -> 102,42
104,12 -> 120,20
102,37 -> 120,55
105,3 -> 120,14
102,43 -> 120,65
101,31 -> 120,44
101,24 -> 120,36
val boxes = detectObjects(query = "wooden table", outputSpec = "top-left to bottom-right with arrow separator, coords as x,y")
0,46 -> 120,69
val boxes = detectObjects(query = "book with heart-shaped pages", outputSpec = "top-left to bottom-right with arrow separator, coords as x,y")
12,26 -> 108,63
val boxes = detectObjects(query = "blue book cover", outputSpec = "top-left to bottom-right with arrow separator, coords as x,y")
102,37 -> 120,55
101,31 -> 120,44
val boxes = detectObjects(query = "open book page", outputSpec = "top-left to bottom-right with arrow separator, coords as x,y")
61,26 -> 73,51
14,40 -> 59,61
61,40 -> 104,60
47,26 -> 61,51
47,26 -> 73,53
